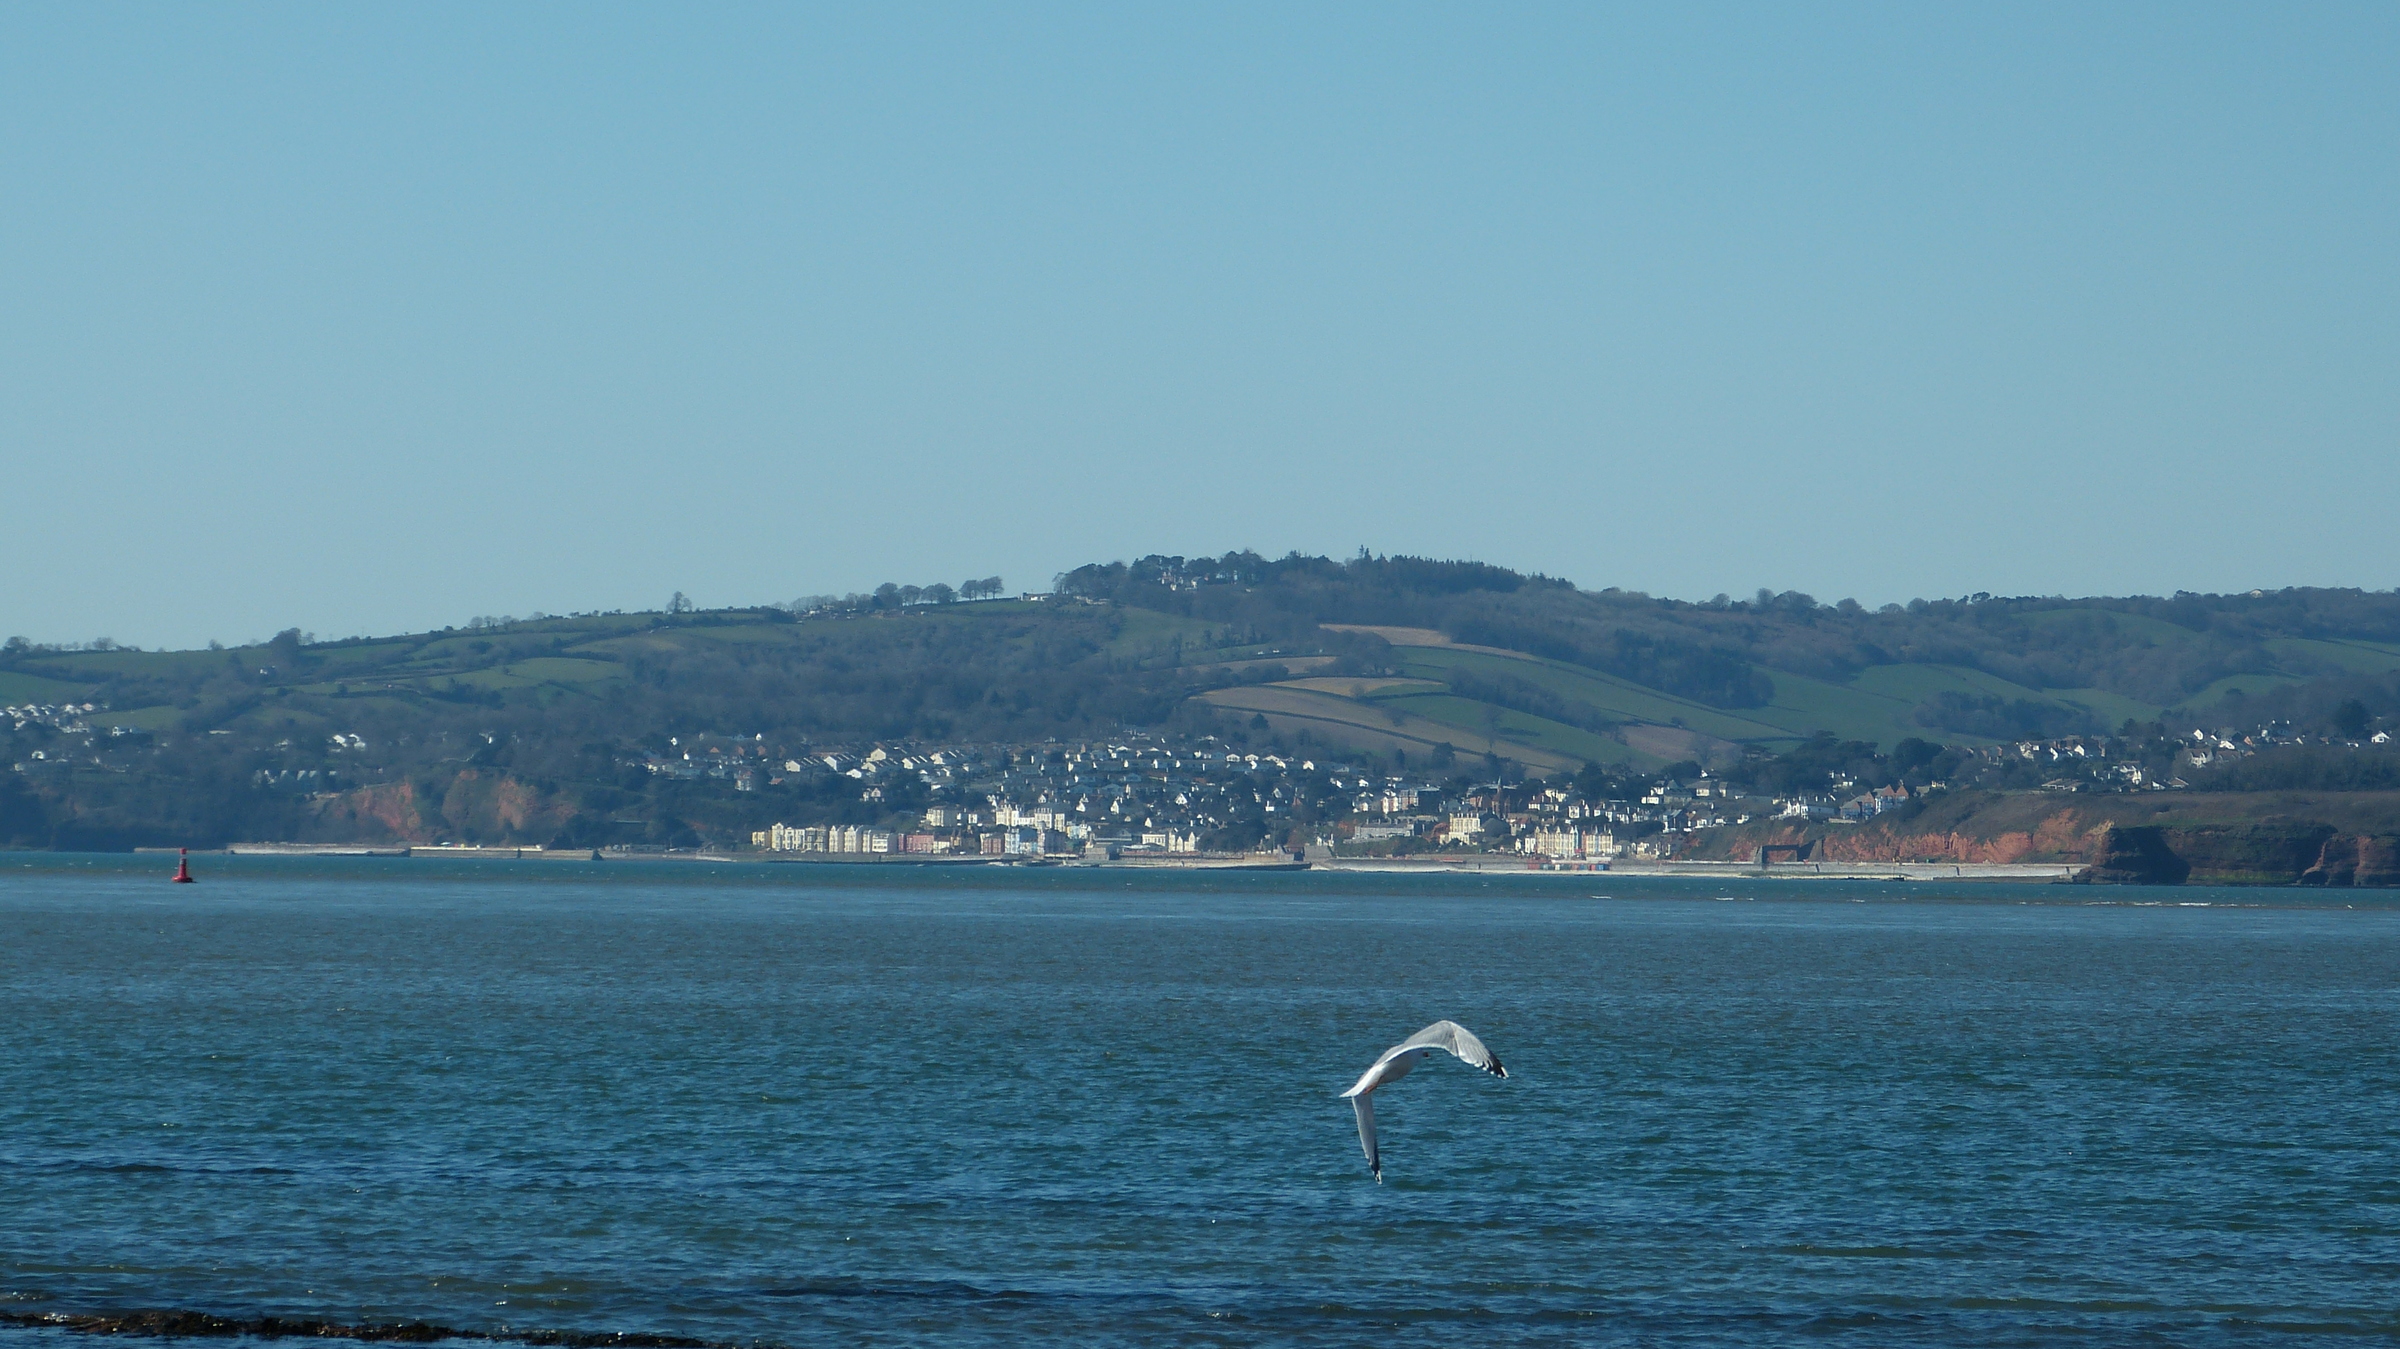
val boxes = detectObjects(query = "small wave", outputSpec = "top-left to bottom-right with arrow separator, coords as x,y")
759,1279 -> 1041,1303
1773,1244 -> 1961,1259
7,1158 -> 302,1178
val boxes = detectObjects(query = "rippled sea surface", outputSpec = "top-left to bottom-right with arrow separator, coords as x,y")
4,854 -> 2399,1346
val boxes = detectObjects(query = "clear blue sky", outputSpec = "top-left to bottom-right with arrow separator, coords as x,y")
4,3 -> 2394,649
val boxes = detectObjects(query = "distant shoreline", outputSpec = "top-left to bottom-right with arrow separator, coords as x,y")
139,843 -> 2082,881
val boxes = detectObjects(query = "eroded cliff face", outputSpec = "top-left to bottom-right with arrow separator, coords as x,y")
1729,807 -> 2095,866
2078,826 -> 2190,886
306,780 -> 429,842
307,770 -> 571,845
2149,824 -> 2339,886
438,769 -> 563,840
1693,792 -> 2400,886
1821,813 -> 2090,865
2300,835 -> 2400,887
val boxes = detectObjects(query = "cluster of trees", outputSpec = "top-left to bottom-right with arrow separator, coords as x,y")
1657,587 -> 2400,706
605,608 -> 1188,745
1913,691 -> 2098,740
4,635 -> 147,654
0,722 -> 317,850
787,577 -> 1008,612
1715,734 -> 1968,799
2185,743 -> 2400,793
2187,671 -> 2398,740
1058,551 -> 1555,601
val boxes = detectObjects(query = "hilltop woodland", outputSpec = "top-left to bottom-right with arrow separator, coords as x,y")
8,551 -> 2400,859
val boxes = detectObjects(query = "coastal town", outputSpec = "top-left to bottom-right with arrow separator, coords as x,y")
624,716 -> 2386,866
12,672 -> 2390,876
8,562 -> 2397,877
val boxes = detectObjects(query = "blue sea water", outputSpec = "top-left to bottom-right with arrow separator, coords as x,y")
3,855 -> 2398,1347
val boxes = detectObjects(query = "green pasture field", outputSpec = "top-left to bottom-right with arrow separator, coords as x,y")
1195,656 -> 1339,676
498,656 -> 623,684
1737,671 -> 1941,748
378,636 -> 494,665
1835,663 -> 2154,741
1390,648 -> 1786,742
674,624 -> 809,647
1179,643 -> 1311,666
563,632 -> 689,659
2267,636 -> 2400,676
1391,643 -> 2029,749
303,694 -> 420,720
2173,672 -> 2310,712
1375,692 -> 1641,766
422,669 -> 525,692
303,640 -> 428,670
2052,687 -> 2161,728
19,648 -> 206,680
1200,685 -> 1589,773
0,670 -> 97,704
1841,664 -> 2162,734
438,657 -> 626,692
1846,663 -> 2057,706
1393,641 -> 2018,750
206,701 -> 336,734
1282,676 -> 1442,696
1102,606 -> 1219,658
91,705 -> 183,731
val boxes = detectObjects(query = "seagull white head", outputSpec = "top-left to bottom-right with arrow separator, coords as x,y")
1340,1019 -> 1508,1181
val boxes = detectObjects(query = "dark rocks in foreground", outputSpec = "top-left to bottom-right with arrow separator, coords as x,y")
0,1310 -> 721,1349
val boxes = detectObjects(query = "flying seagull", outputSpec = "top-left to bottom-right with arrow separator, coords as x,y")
1340,1019 -> 1508,1181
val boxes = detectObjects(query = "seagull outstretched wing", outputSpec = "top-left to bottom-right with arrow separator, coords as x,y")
1350,1092 -> 1378,1179
1397,1019 -> 1508,1079
1338,1019 -> 1509,1181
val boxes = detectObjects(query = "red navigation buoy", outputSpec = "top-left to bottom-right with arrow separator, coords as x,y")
172,847 -> 196,883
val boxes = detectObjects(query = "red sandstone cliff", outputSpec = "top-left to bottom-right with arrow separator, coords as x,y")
1687,790 -> 2400,886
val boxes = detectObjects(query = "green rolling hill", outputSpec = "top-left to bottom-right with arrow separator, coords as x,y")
9,551 -> 2400,845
